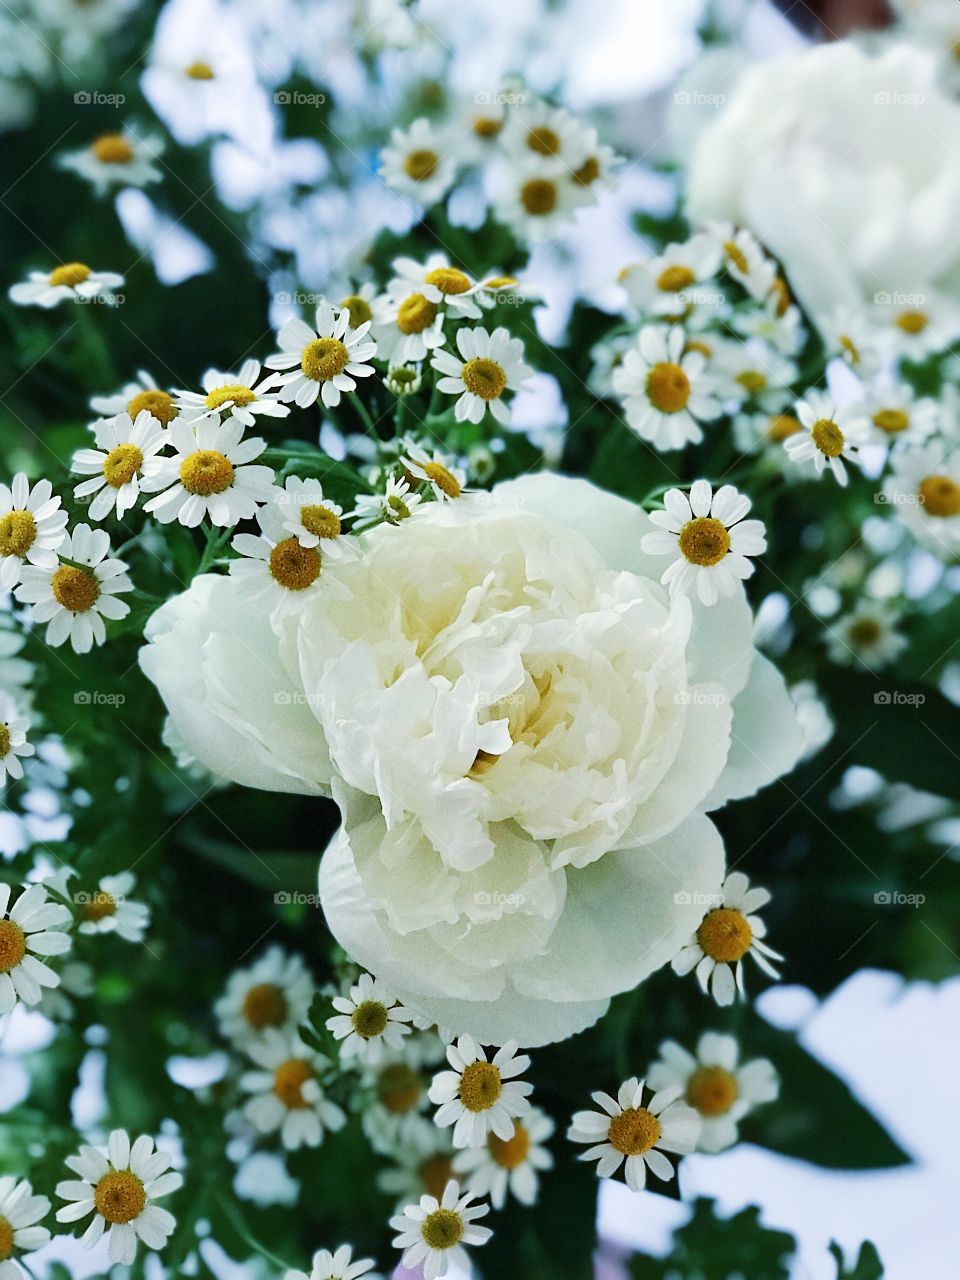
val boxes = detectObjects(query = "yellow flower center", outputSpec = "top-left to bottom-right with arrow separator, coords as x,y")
736,370 -> 767,395
526,125 -> 560,156
420,1155 -> 455,1201
340,294 -> 373,328
918,474 -> 960,518
839,335 -> 860,366
424,266 -> 472,295
421,462 -> 462,498
350,999 -> 389,1039
657,265 -> 695,293
488,1121 -> 531,1169
0,919 -> 27,973
273,1058 -> 313,1108
767,413 -> 801,441
848,617 -> 883,647
49,262 -> 91,288
300,337 -> 349,382
697,907 -> 753,963
872,409 -> 909,435
185,60 -> 215,79
128,388 -> 177,425
678,516 -> 731,567
684,339 -> 712,359
573,155 -> 600,187
0,1216 -> 12,1260
645,362 -> 691,414
204,383 -> 256,411
377,1063 -> 422,1114
396,293 -> 438,335
770,277 -> 791,317
242,982 -> 287,1029
94,1170 -> 146,1224
300,504 -> 341,538
103,443 -> 143,488
724,240 -> 748,273
483,275 -> 518,290
895,310 -> 928,335
180,449 -> 234,496
462,356 -> 507,402
0,724 -> 9,758
422,1208 -> 464,1251
0,510 -> 37,558
811,418 -> 845,458
458,1060 -> 502,1112
52,565 -> 100,613
403,149 -> 439,181
520,178 -> 557,215
82,891 -> 116,921
472,115 -> 502,138
686,1066 -> 739,1117
91,133 -> 134,164
268,539 -> 321,591
607,1106 -> 661,1156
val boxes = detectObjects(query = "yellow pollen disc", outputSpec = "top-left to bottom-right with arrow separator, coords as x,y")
736,370 -> 767,395
848,618 -> 882,647
424,266 -> 472,295
185,60 -> 215,79
573,155 -> 600,187
420,1155 -> 454,1201
0,918 -> 27,973
396,293 -> 437,335
679,516 -> 731,567
520,178 -> 557,215
103,443 -> 143,488
657,265 -> 696,293
242,982 -> 287,1029
340,294 -> 373,328
895,310 -> 928,335
488,1121 -> 531,1169
273,1058 -> 313,1108
526,125 -> 561,156
49,262 -> 91,288
422,1208 -> 464,1251
93,1170 -> 146,1225
52,565 -> 100,613
472,115 -> 502,138
458,1060 -> 502,1112
684,339 -> 712,359
767,413 -> 801,441
872,409 -> 909,435
811,418 -> 845,458
377,1063 -> 422,1114
422,462 -> 462,498
386,493 -> 411,520
403,149 -> 439,181
0,724 -> 9,757
268,538 -> 321,591
300,504 -> 341,539
770,277 -> 791,317
461,356 -> 507,403
82,891 -> 116,921
839,335 -> 861,366
607,1106 -> 661,1156
204,383 -> 256,411
697,907 -> 753,963
482,275 -> 517,290
686,1066 -> 739,1117
724,240 -> 748,273
918,474 -> 960,518
645,361 -> 691,414
180,449 -> 234,496
128,388 -> 177,424
300,337 -> 350,382
0,1216 -> 12,1260
0,509 -> 37,558
350,999 -> 389,1039
91,133 -> 134,164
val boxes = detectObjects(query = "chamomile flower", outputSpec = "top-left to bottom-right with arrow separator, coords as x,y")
265,302 -> 377,409
15,524 -> 132,654
786,394 -> 867,487
285,1244 -> 380,1280
142,417 -> 275,527
672,871 -> 783,1006
620,234 -> 722,324
380,117 -> 457,207
588,332 -> 635,398
390,1180 -> 492,1280
0,474 -> 68,591
647,1033 -> 779,1153
500,101 -> 591,172
715,342 -> 796,415
401,445 -> 467,502
491,157 -> 579,244
0,883 -> 71,1014
55,1129 -> 181,1266
351,476 -> 423,530
642,481 -> 767,606
0,1176 -> 51,1275
57,129 -> 164,196
215,946 -> 314,1046
567,1077 -> 700,1192
336,283 -> 379,331
90,371 -> 179,426
0,691 -> 33,788
732,288 -> 805,356
878,290 -> 960,360
565,127 -> 620,205
76,872 -> 150,943
175,359 -> 289,428
883,442 -> 960,557
327,972 -> 414,1066
271,476 -> 349,557
240,1029 -> 346,1150
826,602 -> 908,670
71,410 -> 167,520
817,306 -> 882,379
851,382 -> 938,448
453,1105 -> 554,1209
613,325 -> 722,451
430,325 -> 532,425
384,363 -> 423,398
377,1130 -> 456,1209
9,263 -> 124,309
230,510 -> 325,619
706,222 -> 776,301
386,254 -> 486,320
361,1042 -> 444,1156
372,291 -> 447,365
429,1036 -> 532,1150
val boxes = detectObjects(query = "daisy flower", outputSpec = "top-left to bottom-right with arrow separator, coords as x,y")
706,222 -> 776,301
647,1032 -> 779,1153
336,282 -> 379,331
453,1105 -> 554,1209
429,1035 -> 532,1149
240,1029 -> 346,1150
265,302 -> 377,410
878,289 -> 960,361
384,363 -> 423,398
0,1176 -> 51,1275
372,290 -> 447,366
390,1180 -> 492,1280
57,129 -> 163,197
565,127 -> 620,206
142,417 -> 275,527
715,342 -> 796,415
641,480 -> 767,607
271,476 -> 349,557
500,101 -> 592,172
15,524 -> 132,654
883,442 -> 960,557
0,883 -> 71,1014
620,233 -> 722,324
491,157 -> 579,244
285,1244 -> 380,1280
826,602 -> 908,670
588,331 -> 636,398
0,473 -> 68,591
377,1130 -> 456,1209
732,288 -> 805,356
817,306 -> 882,379
326,972 -> 414,1066
230,507 -> 326,619
361,1041 -> 444,1156
401,445 -> 467,502
385,254 -> 486,320
380,117 -> 457,207
430,325 -> 532,425
850,382 -> 938,448
351,476 -> 423,530
9,263 -> 124,309
71,410 -> 167,520
785,393 -> 867,487
613,325 -> 722,450
90,370 -> 179,426
567,1076 -> 700,1192
76,871 -> 150,943
215,946 -> 314,1046
55,1129 -> 181,1266
175,359 -> 289,429
0,690 -> 34,788
672,871 -> 783,1006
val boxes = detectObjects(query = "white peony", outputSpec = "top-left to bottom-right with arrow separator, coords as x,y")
687,42 -> 960,319
140,476 -> 801,1047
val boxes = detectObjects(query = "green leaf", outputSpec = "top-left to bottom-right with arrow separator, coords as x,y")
629,1198 -> 796,1280
829,1240 -> 885,1278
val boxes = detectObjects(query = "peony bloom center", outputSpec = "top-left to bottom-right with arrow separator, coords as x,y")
697,907 -> 753,963
350,999 -> 389,1039
128,388 -> 177,424
646,362 -> 691,414
377,1063 -> 422,1114
872,409 -> 909,435
458,1060 -> 502,1112
94,1170 -> 147,1224
488,1122 -> 531,1169
82,891 -> 117,921
425,267 -> 472,295
811,418 -> 845,458
273,1058 -> 313,1108
340,294 -> 372,327
92,133 -> 134,164
520,178 -> 557,215
679,517 -> 731,567
204,383 -> 256,410
526,125 -> 560,156
396,293 -> 437,335
657,265 -> 695,293
608,1106 -> 661,1156
242,982 -> 287,1029
52,565 -> 100,613
0,509 -> 37,558
180,449 -> 234,496
301,337 -> 349,382
268,539 -> 322,591
422,1208 -> 464,1250
49,262 -> 90,288
918,475 -> 960,518
462,357 -> 507,402
103,443 -> 143,488
404,149 -> 438,181
686,1065 -> 739,1116
0,918 -> 26,973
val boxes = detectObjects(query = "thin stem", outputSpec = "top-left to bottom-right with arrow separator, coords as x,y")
348,392 -> 381,444
217,1196 -> 295,1271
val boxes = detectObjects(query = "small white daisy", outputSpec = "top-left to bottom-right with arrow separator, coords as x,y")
565,127 -> 620,206
351,476 -> 423,530
142,417 -> 275,527
175,359 -> 289,429
878,290 -> 960,361
429,1035 -> 532,1150
240,1030 -> 346,1150
230,508 -> 325,619
384,363 -> 423,398
732,287 -> 805,356
883,442 -> 960,557
491,157 -> 579,244
0,1176 -> 51,1274
647,1032 -> 779,1154
390,1180 -> 492,1280
271,476 -> 349,557
817,306 -> 882,379
380,117 -> 457,207
706,222 -> 776,301
214,946 -> 314,1046
786,393 -> 867,487
453,1104 -> 554,1209
71,410 -> 167,520
9,263 -> 124,309
567,1076 -> 700,1192
500,101 -> 592,172
385,254 -> 485,320
672,871 -> 783,1006
613,324 -> 722,450
430,325 -> 532,425
372,291 -> 447,366
826,602 -> 908,671
285,1244 -> 380,1280
0,473 -> 68,591
0,883 -> 71,1014
15,524 -> 132,654
641,480 -> 767,607
850,382 -> 938,449
620,233 -> 722,324
76,871 -> 150,943
57,129 -> 164,197
56,1129 -> 181,1266
0,690 -> 33,788
715,342 -> 796,415
90,371 -> 180,426
327,972 -> 414,1066
265,302 -> 377,410
401,445 -> 467,502
360,1041 -> 444,1156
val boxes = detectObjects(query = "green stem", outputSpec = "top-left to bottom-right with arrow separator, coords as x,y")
217,1197 -> 295,1271
348,392 -> 380,444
